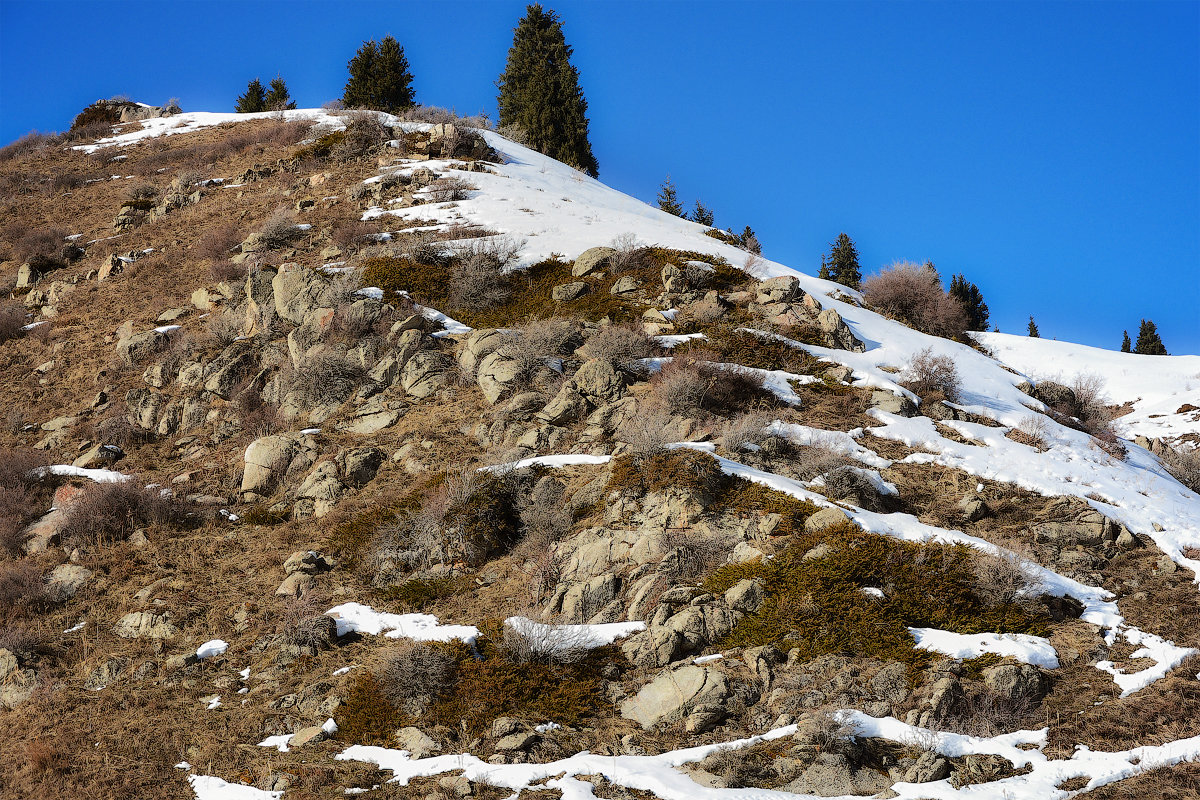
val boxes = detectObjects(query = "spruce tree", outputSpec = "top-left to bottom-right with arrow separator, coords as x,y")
343,35 -> 415,114
825,232 -> 862,289
949,274 -> 990,332
1027,316 -> 1040,337
235,78 -> 267,113
265,76 -> 297,111
497,4 -> 599,177
740,226 -> 762,255
1120,330 -> 1131,353
1134,319 -> 1168,355
818,254 -> 830,280
690,200 -> 714,227
656,176 -> 683,216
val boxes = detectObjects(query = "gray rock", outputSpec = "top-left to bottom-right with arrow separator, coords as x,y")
572,358 -> 625,403
400,350 -> 454,398
339,447 -> 384,488
685,703 -> 726,734
571,246 -> 616,277
289,725 -> 330,748
114,611 -> 178,640
982,663 -> 1046,702
476,350 -> 524,405
117,329 -> 172,367
552,281 -> 590,302
755,276 -> 801,304
48,564 -> 93,599
1030,381 -> 1076,410
619,664 -> 729,728
495,731 -> 538,751
242,433 -> 313,499
724,578 -> 764,613
869,390 -> 917,417
610,276 -> 641,295
804,507 -> 850,534
905,750 -> 951,783
456,328 -> 506,376
394,726 -> 440,758
817,308 -> 865,353
959,493 -> 990,522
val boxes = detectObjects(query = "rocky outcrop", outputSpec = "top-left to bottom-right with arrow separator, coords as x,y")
114,611 -> 178,640
293,447 -> 383,518
241,432 -> 319,501
619,663 -> 729,728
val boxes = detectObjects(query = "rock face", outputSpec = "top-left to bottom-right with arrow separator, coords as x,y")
619,664 -> 729,728
241,433 -> 317,501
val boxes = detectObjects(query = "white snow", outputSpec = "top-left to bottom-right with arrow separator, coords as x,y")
205,695 -> 221,710
238,667 -> 250,680
481,453 -> 612,473
63,621 -> 86,633
354,287 -> 384,300
653,333 -> 707,348
188,774 -> 282,800
257,733 -> 293,753
36,465 -> 132,483
909,627 -> 1060,668
176,761 -> 191,769
693,654 -> 725,664
504,617 -> 646,649
767,421 -> 892,469
860,587 -> 886,599
332,666 -> 355,676
153,324 -> 181,334
196,639 -> 228,660
325,602 -> 479,644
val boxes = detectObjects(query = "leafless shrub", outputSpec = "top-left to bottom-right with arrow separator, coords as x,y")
818,465 -> 886,510
124,182 -> 159,203
794,709 -> 856,753
1008,414 -> 1049,450
617,410 -> 676,457
518,477 -> 573,544
331,218 -> 374,253
0,564 -> 49,617
520,548 -> 565,605
195,222 -> 241,263
673,298 -> 727,329
0,131 -> 58,163
232,380 -> 279,439
0,448 -> 48,557
659,529 -> 732,581
1069,372 -> 1111,428
93,406 -> 148,450
291,348 -> 366,406
791,441 -> 855,479
16,225 -> 69,266
277,595 -> 334,651
376,640 -> 456,715
334,115 -> 391,162
936,687 -> 1034,738
902,346 -> 962,402
204,306 -> 244,347
862,261 -> 968,340
0,303 -> 26,344
608,232 -> 642,273
450,248 -> 510,309
1161,447 -> 1200,494
58,481 -> 180,547
502,617 -> 593,665
648,353 -> 768,417
369,505 -> 446,574
496,318 -> 578,390
426,175 -> 477,203
719,410 -> 777,453
326,301 -> 380,344
256,207 -> 300,250
583,323 -> 653,369
974,550 -> 1044,609
497,123 -> 530,146
50,172 -> 84,193
400,105 -> 492,129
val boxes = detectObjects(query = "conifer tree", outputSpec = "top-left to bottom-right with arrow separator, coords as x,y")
948,274 -> 990,332
343,35 -> 415,114
825,232 -> 862,289
690,200 -> 714,227
739,226 -> 762,255
265,76 -> 297,111
1027,316 -> 1040,337
1134,319 -> 1168,355
656,176 -> 683,216
818,254 -> 830,280
235,78 -> 267,113
1121,330 -> 1131,353
497,4 -> 599,177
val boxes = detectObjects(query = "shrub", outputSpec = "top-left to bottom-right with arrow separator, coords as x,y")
331,218 -> 375,252
862,261 -> 968,340
425,176 -> 476,203
718,410 -> 777,453
204,306 -> 244,347
495,318 -> 578,390
16,225 -> 69,267
277,595 -> 335,651
517,477 -> 573,544
71,102 -> 121,131
659,528 -> 732,582
0,131 -> 58,163
1161,447 -> 1200,494
607,448 -> 728,498
195,222 -> 241,263
256,207 -> 300,250
291,349 -> 366,406
333,115 -> 392,162
0,303 -> 26,344
57,481 -> 179,547
1008,414 -> 1049,450
502,618 -> 593,665
361,255 -> 450,306
615,410 -> 676,457
0,561 -> 49,617
376,640 -> 456,715
648,353 -> 771,417
973,551 -> 1043,610
818,465 -> 888,510
581,323 -> 652,369
449,236 -> 515,310
902,347 -> 962,402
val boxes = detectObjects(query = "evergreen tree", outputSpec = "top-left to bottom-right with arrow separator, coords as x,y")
343,35 -> 415,114
497,4 -> 599,177
1134,319 -> 1168,355
1027,316 -> 1040,337
818,254 -> 830,280
264,76 -> 297,111
948,274 -> 990,332
739,226 -> 762,255
825,232 -> 862,289
690,200 -> 714,227
235,78 -> 267,113
1120,330 -> 1131,353
656,176 -> 683,216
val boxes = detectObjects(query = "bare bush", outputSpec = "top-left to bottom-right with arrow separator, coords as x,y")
862,261 -> 968,340
0,449 -> 47,555
333,115 -> 391,162
16,225 -> 69,266
0,131 -> 58,163
582,323 -> 652,369
496,318 -> 578,390
502,617 -> 593,665
617,410 -> 676,457
659,529 -> 732,582
648,354 -> 769,417
0,303 -> 26,344
204,306 -> 244,347
794,709 -> 857,753
719,410 -> 777,453
791,439 -> 855,480
0,562 -> 50,616
400,105 -> 492,128
331,218 -> 374,253
497,123 -> 530,147
124,182 -> 159,203
1009,414 -> 1049,450
818,465 -> 887,510
425,176 -> 476,203
1162,447 -> 1200,494
277,595 -> 335,651
1069,372 -> 1111,428
974,551 -> 1044,609
376,640 -> 456,715
256,208 -> 300,250
290,349 -> 366,406
518,477 -> 573,544
369,505 -> 446,574
608,232 -> 642,273
447,235 -> 523,310
195,222 -> 241,263
58,482 -> 180,547
902,346 -> 962,402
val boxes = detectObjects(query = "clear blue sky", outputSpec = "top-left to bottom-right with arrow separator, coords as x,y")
3,0 -> 1197,353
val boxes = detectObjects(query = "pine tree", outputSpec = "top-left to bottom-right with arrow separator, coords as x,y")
690,200 -> 714,227
1027,316 -> 1040,337
1120,330 -> 1131,353
1134,319 -> 1168,355
264,76 -> 296,111
497,4 -> 599,177
739,226 -> 762,255
948,274 -> 990,332
343,35 -> 415,114
818,254 -> 830,280
235,78 -> 267,113
656,176 -> 683,216
825,232 -> 862,289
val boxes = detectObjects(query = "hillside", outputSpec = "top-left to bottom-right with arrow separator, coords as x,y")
1,107 -> 1199,800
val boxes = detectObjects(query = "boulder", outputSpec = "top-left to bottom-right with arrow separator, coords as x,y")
242,433 -> 311,500
724,579 -> 764,613
572,358 -> 625,403
0,649 -> 36,709
456,328 -> 505,376
869,390 -> 917,417
817,308 -> 865,352
905,751 -> 951,783
400,349 -> 454,398
755,276 -> 802,304
619,664 -> 729,728
117,329 -> 172,367
552,281 -> 590,302
803,506 -> 850,533
48,564 -> 93,599
571,247 -> 616,277
982,663 -> 1047,702
610,276 -> 641,295
394,726 -> 439,758
114,611 -> 178,640
476,351 -> 524,405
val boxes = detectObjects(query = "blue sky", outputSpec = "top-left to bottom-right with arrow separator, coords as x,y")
2,0 -> 1197,353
